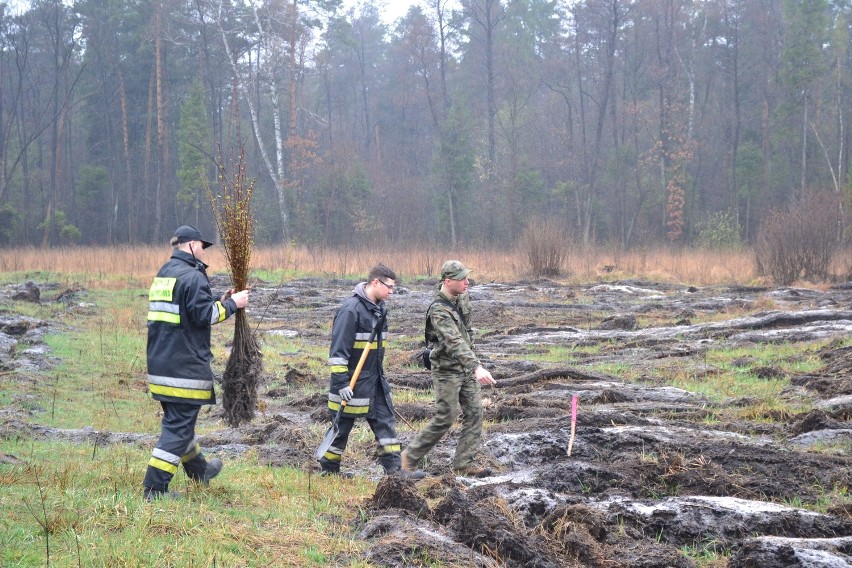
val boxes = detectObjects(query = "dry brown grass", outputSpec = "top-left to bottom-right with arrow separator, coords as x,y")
598,247 -> 758,285
2,244 -> 851,287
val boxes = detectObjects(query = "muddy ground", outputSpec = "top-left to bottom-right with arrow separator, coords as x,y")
1,277 -> 851,567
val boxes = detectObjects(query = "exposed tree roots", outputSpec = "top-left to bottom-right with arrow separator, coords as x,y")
222,311 -> 263,427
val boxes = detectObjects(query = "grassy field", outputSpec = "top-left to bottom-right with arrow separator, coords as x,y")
0,272 -> 384,567
0,246 -> 849,566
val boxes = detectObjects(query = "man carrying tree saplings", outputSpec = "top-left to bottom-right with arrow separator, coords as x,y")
319,264 -> 424,479
142,225 -> 250,501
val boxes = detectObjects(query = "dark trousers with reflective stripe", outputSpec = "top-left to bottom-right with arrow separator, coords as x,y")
319,383 -> 400,474
143,402 -> 209,491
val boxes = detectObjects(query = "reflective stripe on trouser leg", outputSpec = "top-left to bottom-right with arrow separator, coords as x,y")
403,370 -> 463,466
451,373 -> 483,470
143,402 -> 202,491
181,437 -> 208,481
367,384 -> 401,473
318,414 -> 356,472
181,438 -> 200,462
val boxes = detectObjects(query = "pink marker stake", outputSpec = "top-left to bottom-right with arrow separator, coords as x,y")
567,395 -> 578,456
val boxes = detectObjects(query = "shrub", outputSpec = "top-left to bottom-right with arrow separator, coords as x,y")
38,210 -> 80,245
0,205 -> 20,244
519,218 -> 572,277
754,191 -> 843,285
694,210 -> 741,249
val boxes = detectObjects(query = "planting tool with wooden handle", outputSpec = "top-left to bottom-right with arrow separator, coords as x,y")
315,321 -> 380,460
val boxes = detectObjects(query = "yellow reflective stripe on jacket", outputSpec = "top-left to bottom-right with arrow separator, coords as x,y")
353,341 -> 378,349
148,301 -> 180,323
210,301 -> 226,324
149,375 -> 212,390
147,375 -> 212,402
148,311 -> 181,324
326,399 -> 370,415
328,356 -> 348,374
149,384 -> 212,400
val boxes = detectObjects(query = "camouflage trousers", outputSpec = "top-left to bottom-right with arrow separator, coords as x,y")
404,368 -> 483,470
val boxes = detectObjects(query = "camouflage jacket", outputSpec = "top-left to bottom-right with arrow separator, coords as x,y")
425,288 -> 480,375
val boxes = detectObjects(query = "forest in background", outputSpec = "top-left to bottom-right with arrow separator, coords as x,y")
0,0 -> 850,251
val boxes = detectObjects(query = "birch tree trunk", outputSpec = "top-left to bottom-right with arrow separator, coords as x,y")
153,3 -> 166,241
217,0 -> 290,240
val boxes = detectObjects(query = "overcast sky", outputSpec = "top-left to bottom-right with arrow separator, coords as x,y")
341,0 -> 421,24
3,0 -> 461,25
343,0 -> 461,25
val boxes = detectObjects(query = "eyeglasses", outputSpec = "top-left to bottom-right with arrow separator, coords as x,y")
377,279 -> 395,291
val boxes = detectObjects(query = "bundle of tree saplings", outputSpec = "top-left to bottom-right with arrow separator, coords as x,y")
207,146 -> 263,427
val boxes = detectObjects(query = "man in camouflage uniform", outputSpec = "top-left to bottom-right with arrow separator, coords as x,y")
401,260 -> 496,478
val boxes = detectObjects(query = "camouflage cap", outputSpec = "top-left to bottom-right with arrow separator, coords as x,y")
440,260 -> 471,280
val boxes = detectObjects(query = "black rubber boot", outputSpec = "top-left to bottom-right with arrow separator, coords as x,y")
200,458 -> 223,485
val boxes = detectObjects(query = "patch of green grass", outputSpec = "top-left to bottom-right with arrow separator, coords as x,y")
803,482 -> 852,514
37,309 -> 151,432
0,295 -> 70,320
523,344 -> 591,365
664,341 -> 829,406
680,541 -> 729,567
256,331 -> 328,379
806,440 -> 852,456
0,285 -> 153,433
670,370 -> 790,404
0,270 -> 62,285
588,361 -> 642,379
393,386 -> 434,405
0,270 -> 151,292
249,268 -> 304,284
708,342 -> 826,373
0,439 -> 376,566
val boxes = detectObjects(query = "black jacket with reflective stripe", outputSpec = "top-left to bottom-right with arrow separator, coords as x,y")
326,283 -> 389,418
146,250 -> 237,405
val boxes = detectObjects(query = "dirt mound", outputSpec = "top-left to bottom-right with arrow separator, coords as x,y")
368,476 -> 429,517
360,481 -> 565,567
790,341 -> 852,397
359,513 -> 500,567
539,503 -> 697,567
434,489 -> 562,567
729,535 -> 852,567
788,409 -> 847,436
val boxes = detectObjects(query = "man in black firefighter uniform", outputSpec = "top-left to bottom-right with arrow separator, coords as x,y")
142,225 -> 250,500
319,264 -> 422,478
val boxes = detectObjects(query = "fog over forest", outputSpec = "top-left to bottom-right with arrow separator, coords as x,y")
0,0 -> 848,250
